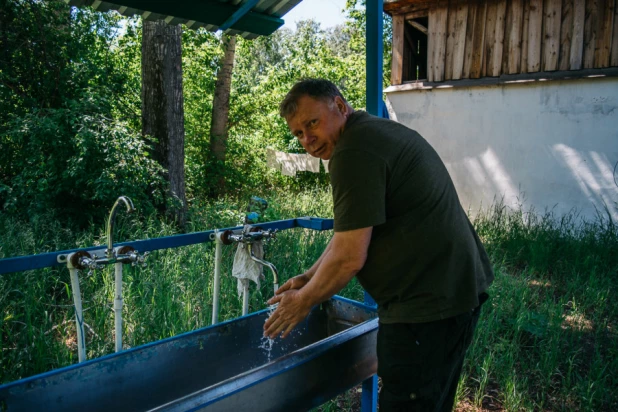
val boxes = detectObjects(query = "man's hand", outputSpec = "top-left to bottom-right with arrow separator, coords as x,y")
275,273 -> 311,295
264,289 -> 312,339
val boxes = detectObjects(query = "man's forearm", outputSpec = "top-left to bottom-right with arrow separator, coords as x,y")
303,237 -> 334,279
298,228 -> 372,306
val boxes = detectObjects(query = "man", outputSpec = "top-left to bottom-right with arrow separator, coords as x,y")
264,79 -> 493,411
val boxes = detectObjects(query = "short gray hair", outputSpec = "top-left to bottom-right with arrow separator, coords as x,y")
279,79 -> 348,118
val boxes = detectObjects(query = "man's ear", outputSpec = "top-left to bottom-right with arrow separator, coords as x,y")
334,96 -> 346,115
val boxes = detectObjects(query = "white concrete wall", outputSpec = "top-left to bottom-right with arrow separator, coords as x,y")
385,77 -> 618,222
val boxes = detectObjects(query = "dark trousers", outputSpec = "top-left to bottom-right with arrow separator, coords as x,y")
377,294 -> 487,412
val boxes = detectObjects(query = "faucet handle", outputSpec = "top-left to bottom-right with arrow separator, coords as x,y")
131,251 -> 149,268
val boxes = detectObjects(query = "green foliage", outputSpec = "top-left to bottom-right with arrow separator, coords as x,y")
0,1 -> 162,224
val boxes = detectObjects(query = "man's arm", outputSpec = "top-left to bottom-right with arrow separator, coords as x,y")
274,237 -> 334,294
264,226 -> 372,338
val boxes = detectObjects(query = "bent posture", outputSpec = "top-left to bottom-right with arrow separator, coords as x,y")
264,79 -> 493,411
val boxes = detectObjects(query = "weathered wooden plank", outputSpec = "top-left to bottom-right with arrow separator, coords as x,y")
612,0 -> 618,65
527,0 -> 543,72
559,0 -> 574,70
542,0 -> 562,71
570,0 -> 585,69
445,3 -> 458,80
485,0 -> 507,77
407,20 -> 428,34
405,10 -> 430,20
452,3 -> 469,79
466,1 -> 487,78
522,0 -> 531,72
428,2 -> 449,81
506,0 -> 524,74
584,0 -> 598,68
391,14 -> 405,85
483,1 -> 497,77
594,0 -> 615,67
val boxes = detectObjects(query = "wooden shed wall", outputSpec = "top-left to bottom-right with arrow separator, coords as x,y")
390,0 -> 618,83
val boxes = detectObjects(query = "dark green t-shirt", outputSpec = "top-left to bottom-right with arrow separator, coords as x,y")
330,111 -> 494,323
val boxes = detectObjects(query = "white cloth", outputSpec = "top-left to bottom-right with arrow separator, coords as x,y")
306,155 -> 321,173
322,159 -> 330,173
265,149 -> 323,175
231,226 -> 264,297
266,148 -> 280,170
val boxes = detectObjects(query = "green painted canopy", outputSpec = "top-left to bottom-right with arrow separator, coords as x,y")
65,0 -> 302,38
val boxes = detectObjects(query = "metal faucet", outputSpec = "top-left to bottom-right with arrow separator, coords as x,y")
106,196 -> 135,259
247,242 -> 279,288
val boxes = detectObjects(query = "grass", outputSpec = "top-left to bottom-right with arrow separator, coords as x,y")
1,191 -> 617,411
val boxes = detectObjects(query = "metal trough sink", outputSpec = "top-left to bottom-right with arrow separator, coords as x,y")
0,296 -> 378,412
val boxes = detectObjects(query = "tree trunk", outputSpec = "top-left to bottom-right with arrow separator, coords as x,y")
209,34 -> 236,195
142,20 -> 187,227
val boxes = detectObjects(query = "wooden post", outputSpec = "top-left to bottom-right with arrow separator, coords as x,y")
594,0 -> 615,67
527,0 -> 543,73
428,1 -> 449,82
559,0 -> 574,71
611,0 -> 618,66
570,0 -> 585,69
505,0 -> 524,74
391,14 -> 405,85
542,0 -> 562,71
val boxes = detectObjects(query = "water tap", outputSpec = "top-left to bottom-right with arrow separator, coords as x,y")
106,196 -> 135,259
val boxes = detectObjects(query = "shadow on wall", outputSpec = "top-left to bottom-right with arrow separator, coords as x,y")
385,78 -> 618,222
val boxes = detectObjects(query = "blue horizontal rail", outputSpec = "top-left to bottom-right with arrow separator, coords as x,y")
0,217 -> 333,276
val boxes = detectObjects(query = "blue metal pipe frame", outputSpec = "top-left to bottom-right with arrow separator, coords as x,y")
0,217 -> 332,276
363,0 -> 385,409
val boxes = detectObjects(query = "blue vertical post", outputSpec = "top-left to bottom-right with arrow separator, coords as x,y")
363,0 -> 383,410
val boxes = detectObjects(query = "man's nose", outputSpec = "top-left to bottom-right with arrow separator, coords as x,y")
301,133 -> 316,146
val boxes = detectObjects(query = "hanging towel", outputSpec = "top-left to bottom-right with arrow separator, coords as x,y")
231,226 -> 265,297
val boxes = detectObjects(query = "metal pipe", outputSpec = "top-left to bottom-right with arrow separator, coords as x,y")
114,262 -> 123,352
212,232 -> 223,325
68,268 -> 86,363
247,243 -> 279,292
242,282 -> 250,316
106,196 -> 135,258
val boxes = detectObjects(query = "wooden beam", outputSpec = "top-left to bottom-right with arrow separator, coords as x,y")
570,0 -> 585,69
527,0 -> 543,72
452,3 -> 469,80
464,0 -> 487,78
405,10 -> 430,20
594,0 -> 615,67
392,14 -> 405,85
542,0 -> 562,71
428,1 -> 449,81
407,19 -> 428,33
485,0 -> 507,77
505,0 -> 524,74
584,0 -> 598,68
559,0 -> 574,71
446,3 -> 458,79
609,1 -> 618,66
522,0 -> 530,72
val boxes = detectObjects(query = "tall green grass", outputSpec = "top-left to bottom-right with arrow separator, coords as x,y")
1,193 -> 617,411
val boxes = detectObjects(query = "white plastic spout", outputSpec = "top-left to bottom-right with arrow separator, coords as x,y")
212,231 -> 223,325
242,282 -> 250,316
114,262 -> 123,352
68,268 -> 86,363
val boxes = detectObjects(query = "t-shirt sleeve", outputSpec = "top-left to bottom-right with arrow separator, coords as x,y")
330,149 -> 387,232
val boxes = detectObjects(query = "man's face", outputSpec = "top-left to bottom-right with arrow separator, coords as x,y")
285,95 -> 348,160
